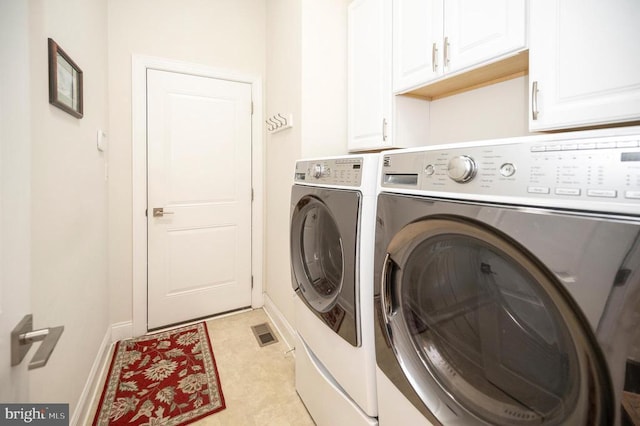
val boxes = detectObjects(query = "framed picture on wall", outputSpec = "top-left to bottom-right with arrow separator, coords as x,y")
48,38 -> 83,118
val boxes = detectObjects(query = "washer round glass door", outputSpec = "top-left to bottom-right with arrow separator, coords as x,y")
291,195 -> 344,312
381,217 -> 611,425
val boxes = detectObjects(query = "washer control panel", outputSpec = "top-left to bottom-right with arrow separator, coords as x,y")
294,157 -> 363,187
382,130 -> 640,215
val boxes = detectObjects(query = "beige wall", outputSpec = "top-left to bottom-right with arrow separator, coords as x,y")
107,0 -> 267,325
27,0 -> 110,415
429,76 -> 532,145
265,0 -> 302,326
300,0 -> 350,158
265,0 -> 350,330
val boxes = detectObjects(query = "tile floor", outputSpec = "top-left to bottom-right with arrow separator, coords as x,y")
195,309 -> 314,425
91,309 -> 315,425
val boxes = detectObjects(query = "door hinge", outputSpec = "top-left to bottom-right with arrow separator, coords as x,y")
251,188 -> 254,201
251,276 -> 254,289
145,209 -> 147,217
251,102 -> 254,115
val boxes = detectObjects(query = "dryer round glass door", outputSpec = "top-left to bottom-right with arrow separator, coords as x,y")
380,217 -> 611,425
291,196 -> 344,312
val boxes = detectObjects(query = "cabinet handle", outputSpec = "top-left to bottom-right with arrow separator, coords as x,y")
532,81 -> 539,120
444,36 -> 450,68
432,43 -> 438,72
382,118 -> 388,142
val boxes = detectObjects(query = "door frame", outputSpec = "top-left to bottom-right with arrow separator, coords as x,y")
132,55 -> 264,336
0,0 -> 31,401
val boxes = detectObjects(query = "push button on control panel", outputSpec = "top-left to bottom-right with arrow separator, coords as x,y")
424,164 -> 435,176
555,188 -> 581,196
625,191 -> 640,200
578,142 -> 597,150
528,186 -> 550,194
499,163 -> 516,177
596,141 -> 617,149
587,189 -> 617,198
617,141 -> 639,148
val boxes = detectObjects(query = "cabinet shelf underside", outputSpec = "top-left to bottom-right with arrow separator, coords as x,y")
401,50 -> 529,101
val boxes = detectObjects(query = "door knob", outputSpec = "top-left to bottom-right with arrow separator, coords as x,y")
11,314 -> 64,370
153,207 -> 174,217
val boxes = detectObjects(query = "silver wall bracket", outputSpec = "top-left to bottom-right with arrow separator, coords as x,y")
11,314 -> 64,370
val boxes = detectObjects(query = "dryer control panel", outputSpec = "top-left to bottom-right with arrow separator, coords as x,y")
382,128 -> 640,216
294,157 -> 363,187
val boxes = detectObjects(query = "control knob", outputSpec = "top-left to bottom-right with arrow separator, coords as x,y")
312,163 -> 327,179
447,155 -> 477,183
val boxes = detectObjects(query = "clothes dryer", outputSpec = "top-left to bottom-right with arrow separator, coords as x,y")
291,154 -> 378,426
374,127 -> 640,425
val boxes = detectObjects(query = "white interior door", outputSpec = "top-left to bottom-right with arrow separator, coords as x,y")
0,0 -> 30,401
147,69 -> 253,330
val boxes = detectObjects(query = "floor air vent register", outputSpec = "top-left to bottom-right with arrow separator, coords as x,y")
251,323 -> 278,347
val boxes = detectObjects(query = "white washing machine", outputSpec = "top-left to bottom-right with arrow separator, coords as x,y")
290,154 -> 378,426
373,127 -> 640,425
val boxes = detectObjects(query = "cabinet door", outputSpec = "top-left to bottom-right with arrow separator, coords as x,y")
392,0 -> 443,93
348,0 -> 392,151
444,0 -> 526,74
530,0 -> 640,131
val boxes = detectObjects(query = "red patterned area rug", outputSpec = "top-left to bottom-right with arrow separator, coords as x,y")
93,322 -> 225,425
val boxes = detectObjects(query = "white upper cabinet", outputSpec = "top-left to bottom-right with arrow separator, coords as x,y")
392,0 -> 443,92
348,0 -> 431,152
529,0 -> 640,131
393,0 -> 527,94
444,1 -> 526,74
348,0 -> 393,151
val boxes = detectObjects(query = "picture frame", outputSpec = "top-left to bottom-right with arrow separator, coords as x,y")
48,38 -> 83,118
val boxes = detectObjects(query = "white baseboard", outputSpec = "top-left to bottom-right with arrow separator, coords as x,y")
71,320 -> 134,425
263,294 -> 296,352
111,320 -> 133,343
71,326 -> 114,426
